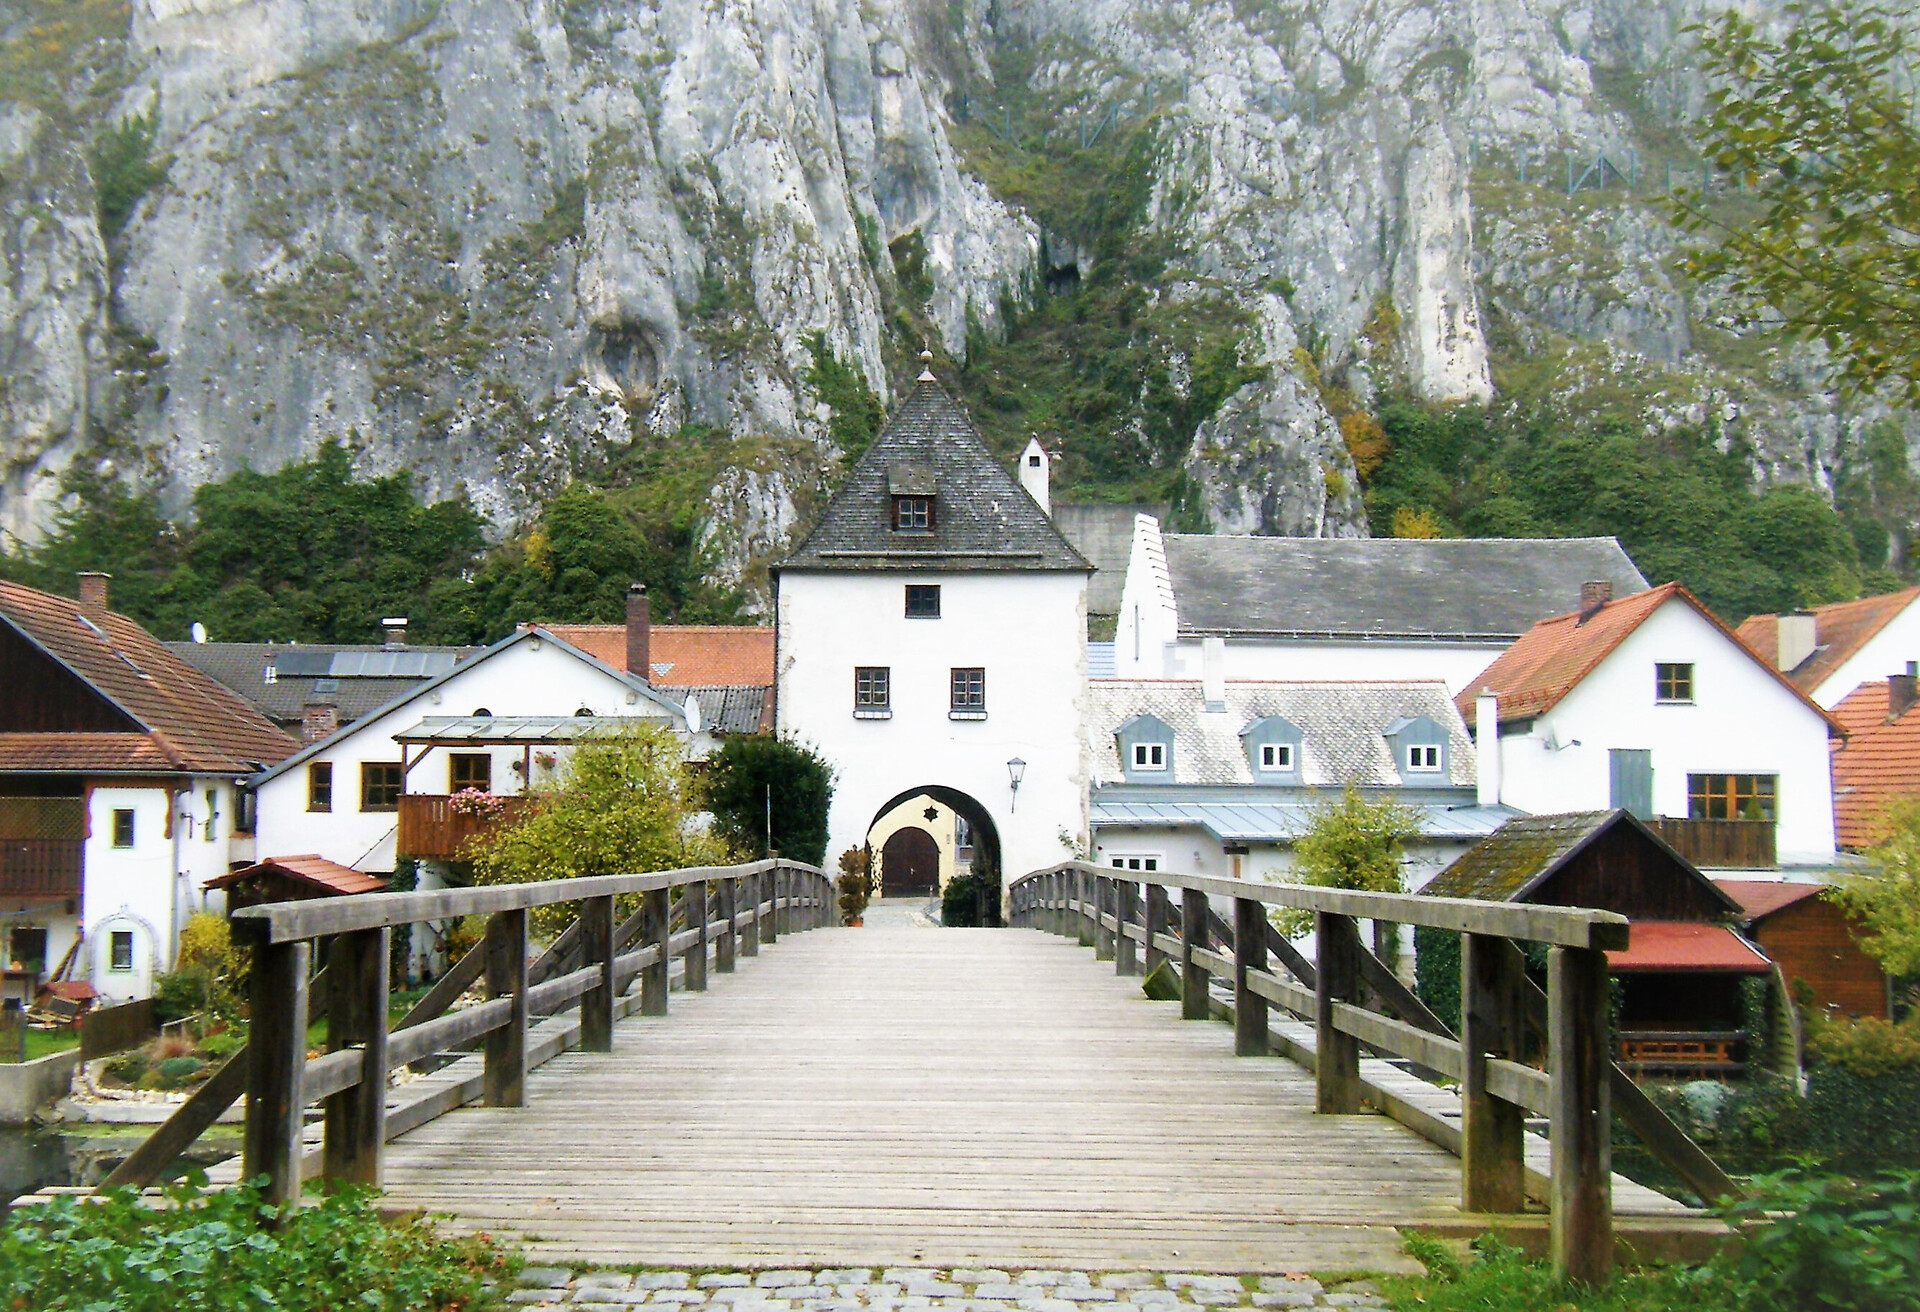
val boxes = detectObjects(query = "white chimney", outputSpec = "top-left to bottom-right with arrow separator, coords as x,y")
1777,611 -> 1818,672
382,617 -> 409,649
1019,437 -> 1050,515
1201,636 -> 1226,711
1475,689 -> 1502,807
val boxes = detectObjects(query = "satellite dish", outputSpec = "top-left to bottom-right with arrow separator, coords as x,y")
190,622 -> 209,644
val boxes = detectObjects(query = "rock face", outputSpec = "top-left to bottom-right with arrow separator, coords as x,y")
0,0 -> 1911,592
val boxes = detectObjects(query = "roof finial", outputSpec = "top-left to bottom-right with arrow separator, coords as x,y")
918,345 -> 935,383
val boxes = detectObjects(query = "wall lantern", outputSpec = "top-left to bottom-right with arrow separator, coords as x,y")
1007,757 -> 1027,811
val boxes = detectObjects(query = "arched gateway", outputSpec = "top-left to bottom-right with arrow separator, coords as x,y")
864,785 -> 1003,906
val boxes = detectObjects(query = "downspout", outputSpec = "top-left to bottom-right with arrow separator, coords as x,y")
168,784 -> 185,972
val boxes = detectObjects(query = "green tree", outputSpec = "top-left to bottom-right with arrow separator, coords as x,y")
466,723 -> 729,936
1276,786 -> 1421,964
1674,3 -> 1920,401
702,736 -> 835,868
803,332 -> 884,466
1831,795 -> 1920,979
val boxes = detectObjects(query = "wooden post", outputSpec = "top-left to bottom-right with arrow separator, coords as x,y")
1234,896 -> 1268,1056
1144,883 -> 1171,976
483,909 -> 527,1107
1550,945 -> 1614,1284
641,887 -> 670,1016
1181,887 -> 1209,1019
323,926 -> 388,1186
741,871 -> 761,957
1077,868 -> 1096,947
1055,872 -> 1069,936
580,894 -> 615,1053
1093,876 -> 1114,960
1461,933 -> 1526,1213
764,869 -> 781,944
685,879 -> 709,991
1115,879 -> 1138,975
242,932 -> 309,1207
1314,912 -> 1362,1113
716,878 -> 737,972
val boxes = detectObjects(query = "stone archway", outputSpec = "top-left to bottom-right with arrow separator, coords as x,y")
864,785 -> 1003,925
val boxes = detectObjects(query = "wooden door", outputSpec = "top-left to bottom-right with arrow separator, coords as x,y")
880,827 -> 941,897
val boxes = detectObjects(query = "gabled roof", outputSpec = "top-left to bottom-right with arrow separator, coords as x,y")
1457,582 -> 1845,736
1162,535 -> 1647,641
1712,878 -> 1827,921
0,732 -> 190,773
248,626 -> 690,786
542,624 -> 774,687
1736,586 -> 1920,693
775,377 -> 1089,573
206,854 -> 388,896
0,580 -> 297,774
1830,679 -> 1920,848
1422,810 -> 1743,915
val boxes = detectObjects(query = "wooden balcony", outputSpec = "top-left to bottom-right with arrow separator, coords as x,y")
0,837 -> 83,903
1648,817 -> 1776,869
1618,1030 -> 1746,1073
396,793 -> 538,861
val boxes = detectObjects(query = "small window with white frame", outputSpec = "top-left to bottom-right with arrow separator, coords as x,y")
1131,741 -> 1168,770
1407,744 -> 1442,772
1260,742 -> 1294,770
109,930 -> 135,972
1109,855 -> 1161,872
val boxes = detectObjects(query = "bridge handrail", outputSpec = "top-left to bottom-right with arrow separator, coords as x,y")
1006,861 -> 1726,1287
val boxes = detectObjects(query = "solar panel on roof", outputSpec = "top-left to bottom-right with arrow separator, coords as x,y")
277,651 -> 334,676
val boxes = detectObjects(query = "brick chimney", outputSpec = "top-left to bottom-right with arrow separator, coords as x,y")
626,583 -> 650,682
1578,580 -> 1612,619
302,700 -> 339,743
77,572 -> 111,610
1890,669 -> 1918,721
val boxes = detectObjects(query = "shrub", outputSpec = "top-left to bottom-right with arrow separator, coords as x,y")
1721,1169 -> 1920,1312
942,871 -> 999,927
703,735 -> 835,867
151,963 -> 226,1026
152,1055 -> 205,1088
1807,1009 -> 1920,1077
1803,1064 -> 1920,1168
104,1049 -> 148,1086
0,1173 -> 513,1310
194,1028 -> 242,1063
836,848 -> 871,922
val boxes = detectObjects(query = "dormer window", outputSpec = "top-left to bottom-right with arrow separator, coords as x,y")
1117,713 -> 1176,781
887,463 -> 937,534
1261,743 -> 1293,770
1242,715 -> 1304,779
1383,715 -> 1449,786
1407,744 -> 1441,772
893,496 -> 932,532
1131,742 -> 1167,771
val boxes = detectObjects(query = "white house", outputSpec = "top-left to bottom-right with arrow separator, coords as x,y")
1114,516 -> 1649,694
773,361 -> 1092,899
1736,585 -> 1920,709
0,575 -> 298,1003
248,624 -> 703,885
1465,582 -> 1842,866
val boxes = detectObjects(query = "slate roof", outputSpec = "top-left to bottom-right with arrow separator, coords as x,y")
1087,679 -> 1476,787
1052,503 -> 1164,614
1162,535 -> 1647,640
1736,587 -> 1920,693
206,854 -> 388,897
776,377 -> 1089,573
168,641 -> 474,731
1457,582 -> 1846,735
1421,810 -> 1742,915
0,580 -> 298,774
1829,680 -> 1920,848
542,624 -> 775,686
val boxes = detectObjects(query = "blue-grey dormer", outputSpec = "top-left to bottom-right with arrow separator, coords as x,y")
1116,712 -> 1175,781
1240,715 -> 1303,781
1383,715 -> 1450,786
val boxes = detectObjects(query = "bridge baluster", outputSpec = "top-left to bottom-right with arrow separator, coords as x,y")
765,869 -> 782,943
484,909 -> 528,1107
1550,945 -> 1613,1284
641,888 -> 671,1016
686,879 -> 710,991
241,931 -> 310,1206
1115,879 -> 1138,976
1093,876 -> 1114,961
741,872 -> 761,956
716,878 -> 738,971
1313,912 -> 1362,1112
1461,933 -> 1526,1213
1144,884 -> 1170,976
1233,897 -> 1268,1056
1181,888 -> 1209,1020
324,926 -> 389,1185
580,895 -> 616,1053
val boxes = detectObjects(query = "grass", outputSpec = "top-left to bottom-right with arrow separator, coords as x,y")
0,1027 -> 82,1063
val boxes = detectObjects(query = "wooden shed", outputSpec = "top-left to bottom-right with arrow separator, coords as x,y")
1715,880 -> 1889,1021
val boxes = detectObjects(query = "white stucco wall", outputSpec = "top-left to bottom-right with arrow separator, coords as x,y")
1157,638 -> 1506,696
1490,599 -> 1836,862
777,569 -> 1090,888
1114,516 -> 1176,677
253,637 -> 684,874
1810,597 -> 1920,707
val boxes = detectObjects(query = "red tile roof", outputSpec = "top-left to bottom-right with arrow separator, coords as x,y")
0,732 -> 188,773
1712,878 -> 1827,921
543,624 -> 774,687
1829,680 -> 1920,848
206,854 -> 388,896
1607,921 -> 1772,973
1736,587 -> 1920,695
1458,581 -> 1844,736
0,580 -> 298,773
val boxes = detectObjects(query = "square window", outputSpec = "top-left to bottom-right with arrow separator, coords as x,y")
307,762 -> 333,813
450,753 -> 492,793
111,808 -> 135,848
893,496 -> 932,532
950,667 -> 986,712
1260,742 -> 1294,770
1688,773 -> 1777,821
1131,742 -> 1167,770
109,931 -> 134,972
360,762 -> 403,812
905,584 -> 941,618
1407,744 -> 1442,772
1110,855 -> 1160,872
855,666 -> 891,710
1656,662 -> 1695,702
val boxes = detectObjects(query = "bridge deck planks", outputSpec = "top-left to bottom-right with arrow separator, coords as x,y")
381,916 -> 1499,1271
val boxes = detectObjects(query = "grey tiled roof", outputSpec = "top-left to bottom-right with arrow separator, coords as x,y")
167,641 -> 476,730
1052,503 -> 1164,614
776,379 -> 1090,573
1090,797 -> 1516,844
1164,535 -> 1648,640
1087,679 -> 1476,787
655,685 -> 771,736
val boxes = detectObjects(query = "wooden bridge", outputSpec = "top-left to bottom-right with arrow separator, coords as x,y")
98,860 -> 1742,1284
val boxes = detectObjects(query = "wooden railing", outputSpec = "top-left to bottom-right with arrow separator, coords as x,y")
395,793 -> 539,859
100,858 -> 832,1203
1618,1030 -> 1745,1072
1648,817 -> 1775,868
1008,862 -> 1743,1286
0,837 -> 83,901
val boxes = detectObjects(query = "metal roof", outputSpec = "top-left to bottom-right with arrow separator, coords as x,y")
1089,796 -> 1518,843
392,715 -> 657,744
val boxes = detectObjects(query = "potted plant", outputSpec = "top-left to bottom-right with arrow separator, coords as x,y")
837,846 -> 872,925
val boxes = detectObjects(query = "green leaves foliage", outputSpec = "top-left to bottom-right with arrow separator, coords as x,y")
1722,1169 -> 1920,1312
1832,795 -> 1920,977
702,736 -> 834,868
1273,786 -> 1419,939
0,1173 -> 511,1311
90,110 -> 170,239
1674,4 -> 1920,403
803,332 -> 884,466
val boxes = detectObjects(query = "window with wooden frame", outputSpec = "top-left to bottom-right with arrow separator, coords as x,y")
904,584 -> 941,618
449,753 -> 492,793
109,931 -> 134,972
1687,773 -> 1777,821
110,808 -> 135,848
1656,662 -> 1695,703
360,762 -> 403,812
307,762 -> 333,812
950,667 -> 986,717
892,496 -> 933,533
854,666 -> 891,717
